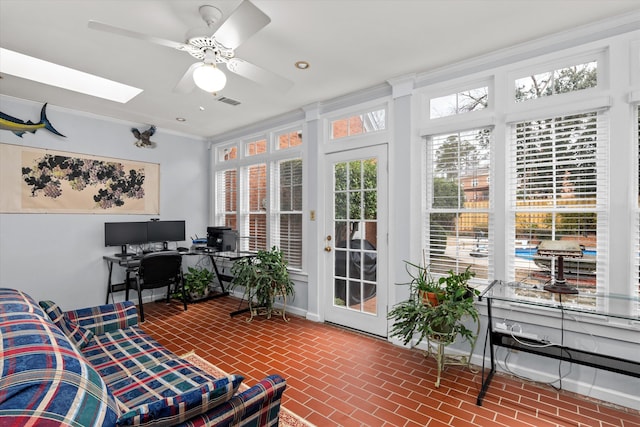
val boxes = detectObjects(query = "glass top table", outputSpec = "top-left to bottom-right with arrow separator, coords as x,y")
476,279 -> 640,406
479,280 -> 640,322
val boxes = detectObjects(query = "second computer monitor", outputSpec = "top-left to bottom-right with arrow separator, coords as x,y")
147,220 -> 186,243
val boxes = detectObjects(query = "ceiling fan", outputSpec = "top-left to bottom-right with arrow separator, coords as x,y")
88,0 -> 293,94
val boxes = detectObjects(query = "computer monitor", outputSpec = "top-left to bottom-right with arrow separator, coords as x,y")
104,221 -> 148,257
147,220 -> 186,249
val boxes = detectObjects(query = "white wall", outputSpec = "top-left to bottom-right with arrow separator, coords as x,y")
0,96 -> 209,310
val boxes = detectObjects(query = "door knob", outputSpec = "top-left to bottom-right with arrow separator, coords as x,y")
324,246 -> 332,252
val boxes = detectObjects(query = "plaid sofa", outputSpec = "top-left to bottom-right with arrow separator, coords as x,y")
0,288 -> 286,426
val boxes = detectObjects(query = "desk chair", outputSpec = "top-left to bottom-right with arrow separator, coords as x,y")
127,252 -> 187,322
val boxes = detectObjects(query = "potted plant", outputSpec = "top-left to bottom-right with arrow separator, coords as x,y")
388,263 -> 480,346
403,260 -> 442,307
230,246 -> 295,320
182,266 -> 215,301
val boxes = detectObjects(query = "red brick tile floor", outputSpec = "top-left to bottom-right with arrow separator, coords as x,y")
140,296 -> 640,427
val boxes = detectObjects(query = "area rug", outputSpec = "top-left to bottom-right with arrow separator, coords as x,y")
181,351 -> 315,427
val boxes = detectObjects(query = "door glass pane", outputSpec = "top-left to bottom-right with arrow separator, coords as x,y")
333,158 -> 378,315
349,192 -> 362,219
350,161 -> 362,189
364,190 -> 377,220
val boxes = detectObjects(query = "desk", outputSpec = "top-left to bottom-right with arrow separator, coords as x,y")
476,280 -> 640,406
103,250 -> 255,304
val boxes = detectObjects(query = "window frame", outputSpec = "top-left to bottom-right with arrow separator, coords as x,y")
506,108 -> 609,301
423,126 -> 494,284
212,125 -> 304,270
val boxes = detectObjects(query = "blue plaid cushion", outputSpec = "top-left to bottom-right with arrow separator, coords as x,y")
112,358 -> 243,426
66,301 -> 139,335
39,300 -> 95,350
0,302 -> 119,426
82,326 -> 176,385
0,287 -> 46,318
176,375 -> 286,427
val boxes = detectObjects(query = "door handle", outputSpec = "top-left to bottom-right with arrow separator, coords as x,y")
324,235 -> 332,252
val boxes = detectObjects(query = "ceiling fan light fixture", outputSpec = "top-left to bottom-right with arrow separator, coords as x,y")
193,63 -> 227,92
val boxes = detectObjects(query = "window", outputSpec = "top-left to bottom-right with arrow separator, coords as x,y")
246,138 -> 267,156
244,164 -> 267,251
214,128 -> 303,269
430,87 -> 488,119
331,108 -> 386,140
215,169 -> 237,229
509,110 -> 607,303
636,105 -> 640,305
272,158 -> 303,269
277,130 -> 303,150
425,128 -> 492,281
515,60 -> 597,102
218,145 -> 237,162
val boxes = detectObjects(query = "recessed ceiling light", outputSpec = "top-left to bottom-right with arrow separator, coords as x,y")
295,61 -> 310,70
176,117 -> 186,122
0,48 -> 142,103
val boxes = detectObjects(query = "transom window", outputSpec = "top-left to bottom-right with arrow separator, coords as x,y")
218,145 -> 237,162
330,108 -> 386,140
429,86 -> 488,119
246,138 -> 267,156
515,60 -> 597,102
277,130 -> 303,150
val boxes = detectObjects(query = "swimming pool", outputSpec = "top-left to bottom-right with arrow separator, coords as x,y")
515,247 -> 596,261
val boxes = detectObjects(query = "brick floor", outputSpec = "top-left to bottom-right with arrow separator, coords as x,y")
139,296 -> 640,427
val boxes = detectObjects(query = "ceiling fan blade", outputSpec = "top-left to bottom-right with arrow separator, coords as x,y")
226,58 -> 293,93
88,20 -> 186,50
213,0 -> 270,50
173,62 -> 200,93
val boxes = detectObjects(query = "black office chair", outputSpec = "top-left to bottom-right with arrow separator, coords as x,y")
127,252 -> 187,322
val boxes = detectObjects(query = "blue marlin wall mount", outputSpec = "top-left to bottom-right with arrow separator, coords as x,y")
0,103 -> 66,138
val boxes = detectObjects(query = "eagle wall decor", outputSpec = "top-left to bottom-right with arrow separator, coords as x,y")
131,125 -> 156,148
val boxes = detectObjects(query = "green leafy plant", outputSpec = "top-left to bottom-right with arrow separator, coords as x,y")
182,266 -> 215,300
402,260 -> 442,306
230,246 -> 295,318
388,263 -> 479,346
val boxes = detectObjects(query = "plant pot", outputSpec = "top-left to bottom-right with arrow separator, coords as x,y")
189,289 -> 210,302
420,290 -> 441,307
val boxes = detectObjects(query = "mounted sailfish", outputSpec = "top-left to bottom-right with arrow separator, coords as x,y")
0,103 -> 65,138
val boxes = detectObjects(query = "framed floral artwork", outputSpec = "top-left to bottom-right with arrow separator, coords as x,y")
0,143 -> 159,214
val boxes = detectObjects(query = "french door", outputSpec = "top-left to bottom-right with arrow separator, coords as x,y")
324,145 -> 388,337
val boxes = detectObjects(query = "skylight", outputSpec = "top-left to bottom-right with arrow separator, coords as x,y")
0,48 -> 143,103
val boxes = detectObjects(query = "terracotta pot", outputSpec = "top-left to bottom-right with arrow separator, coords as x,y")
420,290 -> 440,307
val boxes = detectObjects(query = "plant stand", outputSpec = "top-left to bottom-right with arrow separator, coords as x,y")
424,321 -> 479,388
247,283 -> 289,322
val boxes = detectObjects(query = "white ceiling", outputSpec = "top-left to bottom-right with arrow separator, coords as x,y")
1,0 -> 639,139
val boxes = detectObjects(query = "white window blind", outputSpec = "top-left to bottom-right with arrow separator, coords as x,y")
509,110 -> 608,299
242,163 -> 267,252
635,105 -> 640,306
271,158 -> 303,269
215,169 -> 237,229
425,128 -> 492,281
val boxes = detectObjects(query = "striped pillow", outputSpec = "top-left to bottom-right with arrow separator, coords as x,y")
39,300 -> 95,350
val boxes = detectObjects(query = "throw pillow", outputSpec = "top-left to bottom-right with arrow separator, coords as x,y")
39,300 -> 95,350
